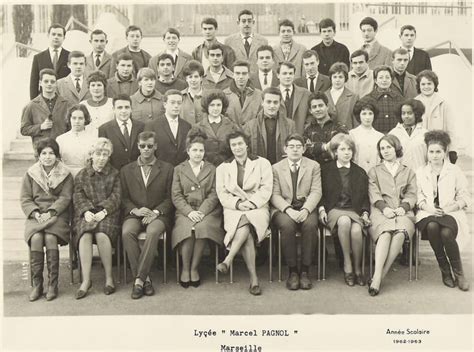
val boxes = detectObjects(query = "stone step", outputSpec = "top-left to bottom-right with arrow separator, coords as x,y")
10,138 -> 34,153
3,150 -> 35,161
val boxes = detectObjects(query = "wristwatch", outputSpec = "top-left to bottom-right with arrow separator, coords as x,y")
153,209 -> 160,216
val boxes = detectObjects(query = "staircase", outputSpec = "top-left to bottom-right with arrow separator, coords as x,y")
4,134 -> 35,161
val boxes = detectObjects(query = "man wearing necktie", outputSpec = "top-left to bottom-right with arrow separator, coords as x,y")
273,19 -> 307,78
271,133 -> 321,290
144,89 -> 191,166
399,24 -> 432,75
249,45 -> 280,91
30,24 -> 70,100
98,94 -> 145,170
56,51 -> 91,104
85,29 -> 115,79
294,50 -> 331,95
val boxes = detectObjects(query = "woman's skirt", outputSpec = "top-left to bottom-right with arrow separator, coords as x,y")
327,208 -> 364,235
416,215 -> 458,240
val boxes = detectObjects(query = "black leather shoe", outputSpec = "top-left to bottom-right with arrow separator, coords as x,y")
217,262 -> 228,274
190,279 -> 201,288
355,274 -> 365,286
344,272 -> 355,286
131,284 -> 144,299
249,284 -> 262,296
179,280 -> 190,288
143,280 -> 155,296
286,272 -> 300,290
103,285 -> 115,295
75,282 -> 92,300
368,286 -> 379,296
299,272 -> 313,290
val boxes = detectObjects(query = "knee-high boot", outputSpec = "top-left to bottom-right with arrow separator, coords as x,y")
450,259 -> 470,291
435,255 -> 455,288
29,250 -> 44,302
45,249 -> 59,301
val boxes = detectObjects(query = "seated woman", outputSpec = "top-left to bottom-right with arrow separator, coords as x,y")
73,138 -> 121,299
319,133 -> 371,286
20,138 -> 74,301
367,135 -> 417,296
81,70 -> 114,133
56,104 -> 98,177
172,128 -> 225,288
389,99 -> 428,172
181,60 -> 206,125
215,130 -> 273,295
416,130 -> 470,291
349,100 -> 384,173
198,89 -> 239,166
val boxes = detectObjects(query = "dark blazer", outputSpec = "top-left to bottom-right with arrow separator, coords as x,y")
30,48 -> 70,100
149,49 -> 192,79
98,118 -> 145,170
320,160 -> 370,215
281,84 -> 310,135
120,159 -> 174,229
294,74 -> 331,94
249,71 -> 279,90
144,115 -> 192,166
406,47 -> 432,76
85,51 -> 115,78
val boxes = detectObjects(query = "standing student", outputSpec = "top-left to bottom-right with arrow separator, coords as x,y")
181,60 -> 206,125
106,53 -> 139,98
294,50 -> 331,94
112,25 -> 151,74
149,28 -> 192,79
85,29 -> 115,78
130,67 -> 165,124
399,25 -> 432,76
192,17 -> 236,71
249,45 -> 279,91
30,24 -> 70,100
346,50 -> 374,99
391,48 -> 418,99
359,17 -> 392,70
225,9 -> 268,74
273,19 -> 306,78
56,51 -> 91,104
201,43 -> 234,91
311,18 -> 350,76
153,53 -> 188,94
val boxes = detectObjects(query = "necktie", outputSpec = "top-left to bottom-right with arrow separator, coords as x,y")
52,49 -> 59,70
95,54 -> 101,67
309,76 -> 315,92
408,49 -> 412,61
263,72 -> 268,86
244,37 -> 250,57
292,162 -> 298,173
285,88 -> 291,116
122,121 -> 131,148
75,78 -> 81,93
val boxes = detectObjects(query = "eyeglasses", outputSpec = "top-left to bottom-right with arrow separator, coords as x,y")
286,144 -> 304,150
138,144 -> 155,149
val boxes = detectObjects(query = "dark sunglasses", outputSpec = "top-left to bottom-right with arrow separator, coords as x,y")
138,143 -> 155,149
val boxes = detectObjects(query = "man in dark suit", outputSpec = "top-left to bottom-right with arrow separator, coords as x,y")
294,50 -> 331,94
250,45 -> 279,91
98,94 -> 144,170
85,29 -> 115,78
144,89 -> 191,166
399,25 -> 432,76
30,23 -> 70,100
277,61 -> 310,135
112,25 -> 151,75
120,131 -> 174,299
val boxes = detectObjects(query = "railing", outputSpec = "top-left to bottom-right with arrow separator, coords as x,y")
3,42 -> 42,62
65,16 -> 92,32
378,16 -> 397,29
425,40 -> 472,71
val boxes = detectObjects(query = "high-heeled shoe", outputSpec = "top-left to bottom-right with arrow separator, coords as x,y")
190,279 -> 201,288
179,280 -> 190,288
76,281 -> 92,300
367,279 -> 380,296
344,272 -> 355,286
217,262 -> 228,274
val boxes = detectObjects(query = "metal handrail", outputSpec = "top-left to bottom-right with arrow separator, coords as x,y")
65,16 -> 92,32
379,16 -> 397,29
3,42 -> 42,62
425,40 -> 472,71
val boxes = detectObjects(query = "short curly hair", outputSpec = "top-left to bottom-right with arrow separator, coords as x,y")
186,126 -> 208,150
396,99 -> 425,124
353,99 -> 379,123
35,138 -> 61,159
377,135 -> 403,160
201,89 -> 229,115
424,130 -> 451,151
416,69 -> 439,94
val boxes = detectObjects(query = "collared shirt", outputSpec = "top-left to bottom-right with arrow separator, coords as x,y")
330,87 -> 344,105
116,118 -> 132,136
346,69 -> 374,98
383,160 -> 401,177
70,75 -> 84,90
93,51 -> 104,66
209,67 -> 224,83
306,73 -> 319,90
188,89 -> 203,101
362,41 -> 374,54
189,160 -> 204,177
49,47 -> 62,63
336,160 -> 351,169
280,41 -> 293,60
166,115 -> 179,138
166,49 -> 179,63
394,71 -> 406,91
42,94 -> 58,113
280,85 -> 293,100
208,115 -> 222,124
259,70 -> 273,90
402,46 -> 413,61
240,33 -> 253,45
137,156 -> 156,185
287,158 -> 302,171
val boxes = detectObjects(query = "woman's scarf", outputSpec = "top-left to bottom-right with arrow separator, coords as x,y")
27,161 -> 71,194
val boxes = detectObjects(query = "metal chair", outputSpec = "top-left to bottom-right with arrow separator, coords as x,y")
122,231 -> 167,284
176,242 -> 220,284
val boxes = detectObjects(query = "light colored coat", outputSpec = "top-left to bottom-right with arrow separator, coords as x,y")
416,162 -> 471,251
202,67 -> 234,91
346,69 -> 374,99
363,40 -> 392,70
349,126 -> 384,173
389,123 -> 427,172
216,156 -> 273,247
85,51 -> 115,78
273,41 -> 307,78
270,157 -> 322,217
56,75 -> 91,104
180,88 -> 205,125
224,33 -> 268,74
224,86 -> 262,127
325,87 -> 359,129
148,49 -> 193,79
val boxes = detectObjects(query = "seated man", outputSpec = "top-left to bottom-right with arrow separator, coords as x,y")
57,51 -> 91,104
21,68 -> 72,146
271,133 -> 321,290
131,67 -> 164,124
120,131 -> 174,299
107,53 -> 139,98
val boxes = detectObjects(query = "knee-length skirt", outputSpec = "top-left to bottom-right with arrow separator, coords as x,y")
369,208 -> 415,242
24,215 -> 70,246
327,208 -> 364,235
416,215 -> 458,240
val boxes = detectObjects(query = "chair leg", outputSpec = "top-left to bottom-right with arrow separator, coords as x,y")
369,238 -> 373,279
230,262 -> 233,283
116,237 -> 121,284
123,244 -> 127,284
28,248 -> 33,287
176,247 -> 180,284
278,231 -> 282,282
69,237 -> 74,285
362,234 -> 366,276
317,227 -> 321,281
409,233 -> 413,282
415,230 -> 420,280
163,232 -> 167,284
215,243 -> 219,284
322,228 -> 326,281
268,232 -> 272,283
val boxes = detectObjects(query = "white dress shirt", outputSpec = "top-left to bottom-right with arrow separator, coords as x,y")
259,70 -> 273,90
306,73 -> 319,90
116,118 -> 132,136
280,85 -> 294,101
49,47 -> 63,64
166,115 -> 179,138
330,86 -> 344,105
287,158 -> 302,172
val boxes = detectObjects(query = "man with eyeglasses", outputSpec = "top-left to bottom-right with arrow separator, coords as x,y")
271,133 -> 321,290
98,94 -> 145,170
120,131 -> 174,299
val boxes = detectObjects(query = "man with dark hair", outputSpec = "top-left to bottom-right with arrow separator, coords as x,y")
202,43 -> 234,91
399,25 -> 432,75
107,53 -> 139,98
391,48 -> 418,99
144,89 -> 192,166
346,49 -> 374,98
250,45 -> 279,90
153,53 -> 188,94
86,29 -> 115,78
310,18 -> 350,76
225,9 -> 268,74
56,51 -> 91,104
277,61 -> 310,134
112,25 -> 151,74
294,50 -> 331,93
273,19 -> 307,78
120,130 -> 174,299
98,94 -> 145,170
359,17 -> 392,70
224,60 -> 262,127
22,69 -> 72,145
271,133 -> 321,290
30,24 -> 70,100
148,28 -> 192,79
192,18 -> 236,71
